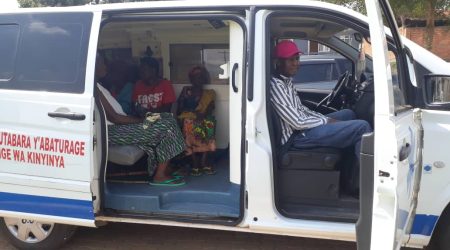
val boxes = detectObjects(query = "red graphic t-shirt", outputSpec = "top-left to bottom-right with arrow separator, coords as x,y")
132,79 -> 176,110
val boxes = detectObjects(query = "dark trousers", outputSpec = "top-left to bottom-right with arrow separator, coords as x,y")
291,109 -> 372,159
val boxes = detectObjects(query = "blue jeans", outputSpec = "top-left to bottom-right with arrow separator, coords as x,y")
291,109 -> 372,159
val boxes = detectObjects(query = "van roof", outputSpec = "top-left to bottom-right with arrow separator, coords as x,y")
2,0 -> 447,73
2,0 -> 363,19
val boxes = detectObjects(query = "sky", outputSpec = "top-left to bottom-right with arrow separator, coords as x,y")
3,0 -> 19,9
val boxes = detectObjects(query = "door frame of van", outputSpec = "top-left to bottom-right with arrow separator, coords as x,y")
97,9 -> 250,226
262,7 -> 370,222
260,7 -> 419,223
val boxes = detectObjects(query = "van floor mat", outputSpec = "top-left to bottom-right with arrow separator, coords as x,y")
103,157 -> 240,218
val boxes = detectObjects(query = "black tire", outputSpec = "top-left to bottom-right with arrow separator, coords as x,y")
0,217 -> 77,250
428,210 -> 450,250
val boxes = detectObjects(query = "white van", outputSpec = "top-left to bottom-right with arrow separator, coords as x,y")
0,0 -> 449,249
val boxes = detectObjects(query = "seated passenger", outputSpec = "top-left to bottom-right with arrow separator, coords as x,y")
105,60 -> 134,115
95,55 -> 186,187
177,66 -> 217,176
270,40 -> 372,159
132,57 -> 176,116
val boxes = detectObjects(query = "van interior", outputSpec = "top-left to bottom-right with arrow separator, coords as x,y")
95,18 -> 243,221
95,11 -> 400,224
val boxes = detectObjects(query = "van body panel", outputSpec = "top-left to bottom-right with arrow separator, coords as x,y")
412,110 -> 450,236
364,0 -> 422,249
0,11 -> 98,226
0,1 -> 448,249
96,215 -> 356,241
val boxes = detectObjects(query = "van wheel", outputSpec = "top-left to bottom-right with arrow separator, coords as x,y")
0,217 -> 77,250
428,212 -> 450,250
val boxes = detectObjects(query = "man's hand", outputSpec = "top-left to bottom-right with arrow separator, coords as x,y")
327,117 -> 339,124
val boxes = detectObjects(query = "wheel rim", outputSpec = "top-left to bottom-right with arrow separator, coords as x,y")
4,217 -> 54,243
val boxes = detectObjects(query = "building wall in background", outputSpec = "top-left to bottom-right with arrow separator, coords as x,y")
402,26 -> 450,62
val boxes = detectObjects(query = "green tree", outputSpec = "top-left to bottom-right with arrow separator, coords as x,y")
419,0 -> 450,49
325,0 -> 450,49
17,0 -> 151,7
18,0 -> 90,7
17,0 -> 41,7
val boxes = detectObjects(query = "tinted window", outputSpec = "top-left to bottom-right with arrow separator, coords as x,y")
294,63 -> 336,83
17,23 -> 83,83
0,13 -> 92,93
0,24 -> 19,80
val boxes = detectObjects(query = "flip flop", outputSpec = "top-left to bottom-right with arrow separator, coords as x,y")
149,177 -> 185,187
171,169 -> 188,178
190,168 -> 202,177
202,166 -> 217,175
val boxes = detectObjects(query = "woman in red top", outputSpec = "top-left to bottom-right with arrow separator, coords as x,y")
96,55 -> 185,187
132,57 -> 176,116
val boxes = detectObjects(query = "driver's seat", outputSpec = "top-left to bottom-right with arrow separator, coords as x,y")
269,104 -> 342,202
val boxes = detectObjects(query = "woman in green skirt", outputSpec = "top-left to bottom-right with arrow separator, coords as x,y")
96,55 -> 185,186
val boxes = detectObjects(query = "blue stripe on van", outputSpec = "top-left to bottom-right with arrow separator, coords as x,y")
411,214 -> 439,236
0,192 -> 94,220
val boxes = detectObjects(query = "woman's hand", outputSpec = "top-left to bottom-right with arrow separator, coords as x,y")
195,111 -> 205,121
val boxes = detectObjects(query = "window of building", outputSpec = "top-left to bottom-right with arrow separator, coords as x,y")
318,43 -> 331,53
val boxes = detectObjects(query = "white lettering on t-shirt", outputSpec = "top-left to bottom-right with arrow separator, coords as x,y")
137,93 -> 163,109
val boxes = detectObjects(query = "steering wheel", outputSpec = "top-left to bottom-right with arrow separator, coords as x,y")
317,71 -> 351,108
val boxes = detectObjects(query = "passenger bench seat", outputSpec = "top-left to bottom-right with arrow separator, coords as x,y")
108,145 -> 145,166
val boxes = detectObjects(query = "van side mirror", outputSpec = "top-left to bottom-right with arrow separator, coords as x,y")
423,74 -> 450,108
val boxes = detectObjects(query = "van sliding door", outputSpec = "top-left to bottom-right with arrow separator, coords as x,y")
0,11 -> 101,226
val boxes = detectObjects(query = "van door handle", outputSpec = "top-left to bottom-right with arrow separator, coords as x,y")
231,63 -> 238,93
399,143 -> 411,161
48,111 -> 86,121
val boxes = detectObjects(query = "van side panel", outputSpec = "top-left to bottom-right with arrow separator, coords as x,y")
0,12 -> 97,226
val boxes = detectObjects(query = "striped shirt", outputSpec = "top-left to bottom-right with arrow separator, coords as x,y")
270,74 -> 328,145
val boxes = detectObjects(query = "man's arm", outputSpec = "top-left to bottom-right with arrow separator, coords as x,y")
270,79 -> 327,130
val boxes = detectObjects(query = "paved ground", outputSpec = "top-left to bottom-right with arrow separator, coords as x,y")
0,222 -> 419,250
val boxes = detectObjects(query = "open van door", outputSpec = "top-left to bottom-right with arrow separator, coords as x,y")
0,10 -> 101,227
357,0 -> 423,249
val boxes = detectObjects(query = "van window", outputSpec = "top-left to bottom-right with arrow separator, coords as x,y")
17,23 -> 83,84
361,41 -> 407,109
0,13 -> 93,93
0,24 -> 19,80
294,62 -> 338,83
292,40 -> 352,91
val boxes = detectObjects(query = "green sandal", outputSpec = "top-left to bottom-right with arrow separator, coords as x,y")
190,168 -> 202,176
149,177 -> 185,187
171,169 -> 188,178
202,166 -> 217,175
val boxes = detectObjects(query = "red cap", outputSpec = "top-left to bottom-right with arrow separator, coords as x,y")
274,40 -> 303,59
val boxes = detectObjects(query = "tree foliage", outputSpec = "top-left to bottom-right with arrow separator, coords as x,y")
326,0 -> 449,49
18,0 -> 89,7
17,0 -> 151,7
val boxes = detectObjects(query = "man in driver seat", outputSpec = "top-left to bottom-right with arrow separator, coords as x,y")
270,40 -> 372,159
